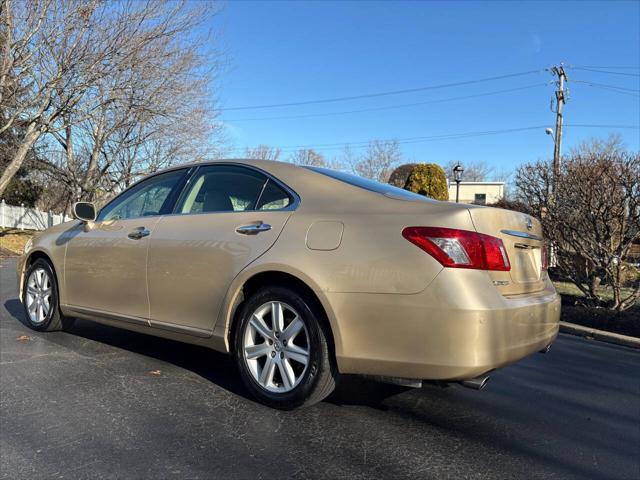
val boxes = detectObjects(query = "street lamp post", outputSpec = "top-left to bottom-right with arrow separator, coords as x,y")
453,164 -> 464,203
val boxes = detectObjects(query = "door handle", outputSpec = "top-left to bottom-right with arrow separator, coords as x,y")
236,223 -> 272,235
128,227 -> 150,240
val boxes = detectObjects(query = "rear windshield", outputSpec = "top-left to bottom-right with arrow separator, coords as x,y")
304,166 -> 437,202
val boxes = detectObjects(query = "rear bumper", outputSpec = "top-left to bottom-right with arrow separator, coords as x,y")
328,269 -> 561,380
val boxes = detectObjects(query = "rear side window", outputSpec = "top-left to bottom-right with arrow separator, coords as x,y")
304,166 -> 436,202
178,165 -> 292,214
257,180 -> 292,210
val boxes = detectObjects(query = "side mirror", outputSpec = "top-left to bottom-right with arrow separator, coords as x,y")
73,202 -> 97,222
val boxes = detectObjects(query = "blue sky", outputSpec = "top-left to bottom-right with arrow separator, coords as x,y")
213,1 -> 639,173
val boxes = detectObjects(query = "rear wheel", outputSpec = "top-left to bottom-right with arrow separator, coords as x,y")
22,259 -> 74,332
235,286 -> 337,409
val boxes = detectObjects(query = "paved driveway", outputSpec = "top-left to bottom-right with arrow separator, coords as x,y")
1,258 -> 639,479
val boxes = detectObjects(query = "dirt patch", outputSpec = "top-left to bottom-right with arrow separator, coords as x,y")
0,246 -> 18,257
0,228 -> 33,256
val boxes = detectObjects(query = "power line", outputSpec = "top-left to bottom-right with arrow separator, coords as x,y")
221,70 -> 544,111
572,80 -> 640,97
229,123 -> 639,154
222,79 -> 638,123
230,127 -> 545,153
565,124 -> 640,128
224,83 -> 548,122
572,80 -> 640,92
570,65 -> 639,70
569,66 -> 640,77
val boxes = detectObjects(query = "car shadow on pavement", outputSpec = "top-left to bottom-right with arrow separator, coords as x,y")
4,298 -> 249,399
3,298 -> 402,407
4,298 -> 30,329
327,375 -> 421,408
4,297 -> 416,412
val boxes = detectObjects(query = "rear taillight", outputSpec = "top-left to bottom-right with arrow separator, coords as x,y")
402,226 -> 511,271
541,244 -> 549,271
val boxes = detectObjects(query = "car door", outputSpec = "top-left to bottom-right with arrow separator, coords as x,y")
64,169 -> 190,321
146,164 -> 296,335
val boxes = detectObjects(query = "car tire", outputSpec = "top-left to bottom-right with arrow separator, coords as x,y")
22,259 -> 75,332
234,286 -> 338,409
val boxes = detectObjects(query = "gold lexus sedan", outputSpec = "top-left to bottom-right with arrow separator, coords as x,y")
17,160 -> 560,409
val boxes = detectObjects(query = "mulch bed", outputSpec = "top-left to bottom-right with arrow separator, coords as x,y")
561,295 -> 640,338
0,246 -> 18,258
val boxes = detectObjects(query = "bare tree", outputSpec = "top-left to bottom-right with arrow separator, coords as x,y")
288,148 -> 327,167
244,145 -> 281,161
442,160 -> 493,182
1,0 -> 93,195
569,133 -> 625,157
0,0 -> 223,202
337,144 -> 356,172
514,142 -> 639,312
345,139 -> 401,182
491,167 -> 513,182
491,167 -> 513,199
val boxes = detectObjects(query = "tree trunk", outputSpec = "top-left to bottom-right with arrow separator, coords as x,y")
588,276 -> 602,304
617,285 -> 640,312
81,116 -> 105,198
0,123 -> 41,197
0,0 -> 14,106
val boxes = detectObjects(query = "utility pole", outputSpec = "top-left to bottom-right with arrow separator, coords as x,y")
549,65 -> 568,180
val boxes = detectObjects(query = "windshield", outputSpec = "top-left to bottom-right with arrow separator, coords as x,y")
304,166 -> 438,202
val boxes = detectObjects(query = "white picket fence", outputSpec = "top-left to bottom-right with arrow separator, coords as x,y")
0,199 -> 71,231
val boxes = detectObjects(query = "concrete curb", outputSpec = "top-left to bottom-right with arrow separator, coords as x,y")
560,321 -> 640,349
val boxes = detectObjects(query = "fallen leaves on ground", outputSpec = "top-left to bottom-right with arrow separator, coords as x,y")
16,335 -> 32,341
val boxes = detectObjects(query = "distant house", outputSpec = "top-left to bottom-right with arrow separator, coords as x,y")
447,181 -> 505,205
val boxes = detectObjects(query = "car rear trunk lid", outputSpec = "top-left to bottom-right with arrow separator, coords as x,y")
468,206 -> 546,295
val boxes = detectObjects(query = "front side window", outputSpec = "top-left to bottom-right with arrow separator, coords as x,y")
97,169 -> 187,221
178,165 -> 292,214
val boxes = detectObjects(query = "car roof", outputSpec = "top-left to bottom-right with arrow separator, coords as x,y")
131,159 -> 463,215
163,158 -> 301,172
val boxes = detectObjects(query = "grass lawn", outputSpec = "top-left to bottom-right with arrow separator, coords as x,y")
0,228 -> 35,256
553,281 -> 635,303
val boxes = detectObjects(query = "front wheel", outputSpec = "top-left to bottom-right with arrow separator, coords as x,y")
234,286 -> 337,409
22,259 -> 74,332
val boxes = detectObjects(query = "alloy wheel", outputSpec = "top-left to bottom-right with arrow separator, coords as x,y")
242,301 -> 310,393
25,268 -> 52,324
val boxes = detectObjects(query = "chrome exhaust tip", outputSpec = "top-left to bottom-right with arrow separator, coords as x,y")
460,375 -> 490,390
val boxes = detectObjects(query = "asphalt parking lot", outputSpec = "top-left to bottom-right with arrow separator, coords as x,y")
1,257 -> 639,479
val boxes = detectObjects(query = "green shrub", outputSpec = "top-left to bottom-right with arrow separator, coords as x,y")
403,163 -> 449,201
2,177 -> 42,207
388,163 -> 417,188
